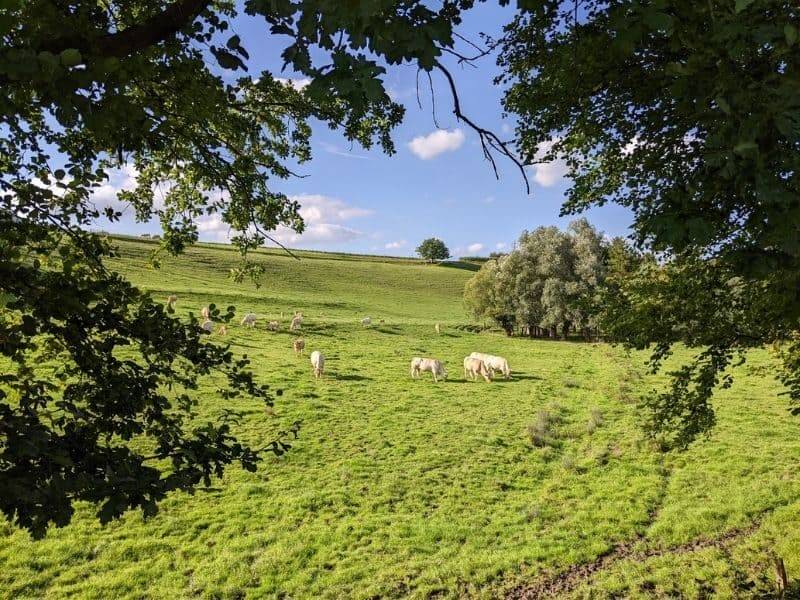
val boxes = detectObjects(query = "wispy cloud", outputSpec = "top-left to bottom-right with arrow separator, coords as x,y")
466,242 -> 485,254
320,141 -> 371,160
385,240 -> 406,249
408,128 -> 465,160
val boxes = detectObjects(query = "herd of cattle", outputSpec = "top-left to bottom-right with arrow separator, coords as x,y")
167,295 -> 511,382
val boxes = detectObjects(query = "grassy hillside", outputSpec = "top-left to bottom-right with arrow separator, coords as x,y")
1,238 -> 799,599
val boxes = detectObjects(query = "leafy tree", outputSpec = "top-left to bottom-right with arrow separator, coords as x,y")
464,219 -> 606,338
500,0 -> 800,445
0,0 -> 499,537
464,257 -> 517,334
416,238 -> 451,262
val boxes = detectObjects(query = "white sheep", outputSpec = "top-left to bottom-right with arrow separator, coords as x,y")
217,324 -> 227,336
200,320 -> 214,333
435,323 -> 441,335
290,314 -> 302,331
200,305 -> 210,320
267,320 -> 280,331
241,313 -> 257,327
410,357 -> 447,382
463,356 -> 491,382
469,352 -> 511,379
166,294 -> 178,308
293,338 -> 305,355
310,350 -> 325,378
361,317 -> 372,327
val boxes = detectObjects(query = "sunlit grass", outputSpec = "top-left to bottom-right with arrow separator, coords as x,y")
1,237 -> 798,599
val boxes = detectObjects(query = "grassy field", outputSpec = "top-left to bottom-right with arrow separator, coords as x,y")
1,237 -> 799,599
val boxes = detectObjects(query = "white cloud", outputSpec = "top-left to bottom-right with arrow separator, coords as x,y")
276,77 -> 311,91
501,123 -> 513,134
291,194 -> 372,223
466,243 -> 485,254
528,139 -> 569,187
271,223 -> 363,245
495,242 -> 507,250
196,193 -> 372,247
484,195 -> 496,204
408,128 -> 465,160
90,164 -> 140,210
385,240 -> 406,249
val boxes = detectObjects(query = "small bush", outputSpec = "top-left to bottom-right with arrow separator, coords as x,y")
561,454 -> 576,471
587,407 -> 604,434
564,378 -> 581,389
527,409 -> 561,448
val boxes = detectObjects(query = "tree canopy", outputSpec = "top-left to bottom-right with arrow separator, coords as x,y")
0,0 -> 497,537
416,238 -> 451,262
464,218 -> 607,338
500,0 -> 800,446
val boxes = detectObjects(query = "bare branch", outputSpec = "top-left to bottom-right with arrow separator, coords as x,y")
433,62 -> 530,193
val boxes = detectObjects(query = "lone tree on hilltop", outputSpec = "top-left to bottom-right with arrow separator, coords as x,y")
416,238 -> 451,262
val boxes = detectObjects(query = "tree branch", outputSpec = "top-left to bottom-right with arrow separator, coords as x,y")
39,0 -> 212,59
434,61 -> 530,193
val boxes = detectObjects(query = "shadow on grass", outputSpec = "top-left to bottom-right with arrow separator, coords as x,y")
334,373 -> 372,382
373,327 -> 402,335
437,261 -> 481,272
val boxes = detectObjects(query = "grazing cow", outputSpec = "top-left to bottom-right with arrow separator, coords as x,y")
217,325 -> 227,335
200,319 -> 214,333
166,294 -> 178,308
200,305 -> 210,320
361,317 -> 372,327
241,313 -> 257,327
463,356 -> 491,382
410,357 -> 447,382
469,352 -> 511,379
290,314 -> 302,331
310,350 -> 325,378
293,338 -> 305,355
435,323 -> 441,335
267,320 -> 280,331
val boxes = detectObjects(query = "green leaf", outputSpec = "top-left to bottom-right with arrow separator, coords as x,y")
734,0 -> 755,13
785,24 -> 797,47
733,141 -> 757,155
643,11 -> 673,32
59,48 -> 82,67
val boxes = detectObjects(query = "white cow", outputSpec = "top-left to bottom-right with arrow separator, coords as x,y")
200,319 -> 214,333
267,320 -> 280,331
410,357 -> 447,382
293,338 -> 305,355
310,350 -> 325,378
469,352 -> 511,379
463,356 -> 491,382
241,313 -> 257,327
361,317 -> 372,327
290,315 -> 302,331
200,305 -> 210,320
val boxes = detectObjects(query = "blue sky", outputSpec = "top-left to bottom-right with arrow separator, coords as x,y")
100,3 -> 633,257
